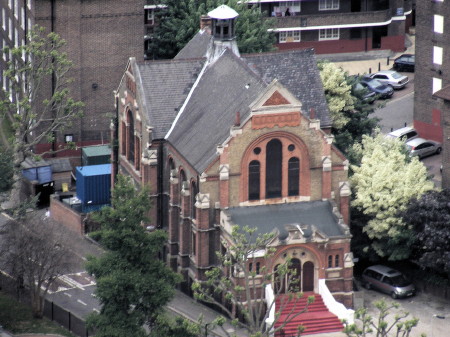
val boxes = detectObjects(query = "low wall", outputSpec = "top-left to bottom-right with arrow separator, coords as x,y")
50,196 -> 85,235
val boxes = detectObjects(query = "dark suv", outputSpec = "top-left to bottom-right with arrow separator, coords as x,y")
362,265 -> 415,299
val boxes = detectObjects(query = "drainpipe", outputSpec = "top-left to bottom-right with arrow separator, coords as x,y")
157,141 -> 164,228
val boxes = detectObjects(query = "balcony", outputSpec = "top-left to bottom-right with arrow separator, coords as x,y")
270,9 -> 392,30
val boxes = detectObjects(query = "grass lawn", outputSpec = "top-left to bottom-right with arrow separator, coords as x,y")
0,291 -> 75,337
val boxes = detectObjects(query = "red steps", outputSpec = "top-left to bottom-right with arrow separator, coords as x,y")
274,293 -> 343,336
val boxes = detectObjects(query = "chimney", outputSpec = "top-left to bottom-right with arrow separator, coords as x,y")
235,111 -> 241,127
309,108 -> 316,120
200,15 -> 212,34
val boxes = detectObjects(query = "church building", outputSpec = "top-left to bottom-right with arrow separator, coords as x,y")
114,5 -> 354,333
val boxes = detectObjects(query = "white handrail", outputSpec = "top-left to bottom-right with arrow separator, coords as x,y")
318,279 -> 354,324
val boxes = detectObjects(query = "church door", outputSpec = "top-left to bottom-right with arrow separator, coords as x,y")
303,261 -> 314,292
288,258 -> 302,292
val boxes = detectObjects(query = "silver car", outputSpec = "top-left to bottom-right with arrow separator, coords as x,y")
362,265 -> 415,299
405,137 -> 442,159
370,70 -> 409,89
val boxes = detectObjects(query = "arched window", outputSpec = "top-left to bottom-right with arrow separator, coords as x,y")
335,255 -> 340,267
288,157 -> 300,196
248,160 -> 260,200
266,139 -> 282,198
256,262 -> 261,274
328,255 -> 333,268
191,181 -> 198,219
127,110 -> 135,164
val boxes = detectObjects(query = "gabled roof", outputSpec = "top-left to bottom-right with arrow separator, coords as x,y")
224,200 -> 348,239
243,49 -> 332,128
174,30 -> 213,60
167,49 -> 267,172
137,59 -> 204,139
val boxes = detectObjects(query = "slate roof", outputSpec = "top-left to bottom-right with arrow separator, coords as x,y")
243,49 -> 332,128
224,200 -> 347,239
174,30 -> 212,60
167,49 -> 267,172
137,59 -> 204,139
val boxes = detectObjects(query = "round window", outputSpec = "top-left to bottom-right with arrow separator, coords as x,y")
253,147 -> 261,155
288,144 -> 295,152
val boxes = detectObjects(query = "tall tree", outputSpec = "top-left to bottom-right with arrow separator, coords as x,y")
350,134 -> 434,260
0,213 -> 77,318
0,25 -> 83,208
402,189 -> 450,277
192,225 -> 313,337
150,0 -> 276,59
86,175 -> 181,337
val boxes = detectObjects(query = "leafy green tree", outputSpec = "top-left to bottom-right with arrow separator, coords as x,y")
150,0 -> 275,59
0,25 -> 83,208
343,300 -> 424,337
402,189 -> 450,276
350,134 -> 434,260
86,175 -> 181,337
149,314 -> 203,337
318,61 -> 355,130
192,225 -> 313,337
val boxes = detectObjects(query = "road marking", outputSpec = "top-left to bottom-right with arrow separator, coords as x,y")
77,299 -> 87,306
64,293 -> 72,298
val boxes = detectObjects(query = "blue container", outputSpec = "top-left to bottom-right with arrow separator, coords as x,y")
76,164 -> 111,206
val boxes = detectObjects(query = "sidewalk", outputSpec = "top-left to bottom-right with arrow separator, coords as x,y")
317,34 -> 415,76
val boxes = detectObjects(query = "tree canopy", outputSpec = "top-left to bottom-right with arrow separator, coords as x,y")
0,25 -> 83,208
350,134 -> 434,260
86,175 -> 180,337
149,0 -> 276,59
402,189 -> 450,277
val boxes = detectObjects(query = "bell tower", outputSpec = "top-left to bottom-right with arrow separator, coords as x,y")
207,5 -> 240,61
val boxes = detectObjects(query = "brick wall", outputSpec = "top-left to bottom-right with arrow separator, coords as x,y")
50,196 -> 84,235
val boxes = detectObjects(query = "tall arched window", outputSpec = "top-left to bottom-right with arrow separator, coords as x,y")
266,139 -> 282,198
248,160 -> 260,200
288,157 -> 300,196
191,181 -> 198,219
127,111 -> 135,164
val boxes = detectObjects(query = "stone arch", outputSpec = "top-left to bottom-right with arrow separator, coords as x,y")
240,131 -> 311,202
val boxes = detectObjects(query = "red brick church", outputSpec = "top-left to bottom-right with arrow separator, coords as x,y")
114,5 -> 354,333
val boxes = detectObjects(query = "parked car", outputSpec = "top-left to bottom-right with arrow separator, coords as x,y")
369,70 -> 409,89
362,265 -> 415,299
405,137 -> 442,159
385,126 -> 419,142
393,54 -> 415,72
360,77 -> 394,99
351,81 -> 377,103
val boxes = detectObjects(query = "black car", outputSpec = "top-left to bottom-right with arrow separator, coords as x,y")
360,77 -> 394,99
352,81 -> 376,103
393,54 -> 415,72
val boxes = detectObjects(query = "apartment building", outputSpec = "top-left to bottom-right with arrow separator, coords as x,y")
416,1 -> 450,188
249,0 -> 413,54
0,0 -> 33,99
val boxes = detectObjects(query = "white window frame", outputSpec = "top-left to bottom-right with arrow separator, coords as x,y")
319,28 -> 340,41
2,9 -> 6,30
434,15 -> 444,34
279,30 -> 301,43
279,1 -> 301,13
319,0 -> 339,11
433,46 -> 443,65
433,77 -> 442,94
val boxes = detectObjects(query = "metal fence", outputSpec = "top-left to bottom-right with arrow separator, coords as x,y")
0,273 -> 92,337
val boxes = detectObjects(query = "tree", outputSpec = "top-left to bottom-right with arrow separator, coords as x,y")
318,61 -> 355,130
0,25 -> 83,208
192,225 -> 313,337
402,189 -> 450,276
149,0 -> 276,59
0,212 -> 77,318
343,300 -> 424,337
350,134 -> 434,260
149,314 -> 203,337
0,147 -> 14,192
85,175 -> 181,337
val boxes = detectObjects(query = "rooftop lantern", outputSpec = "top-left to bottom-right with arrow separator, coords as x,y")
208,5 -> 239,41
